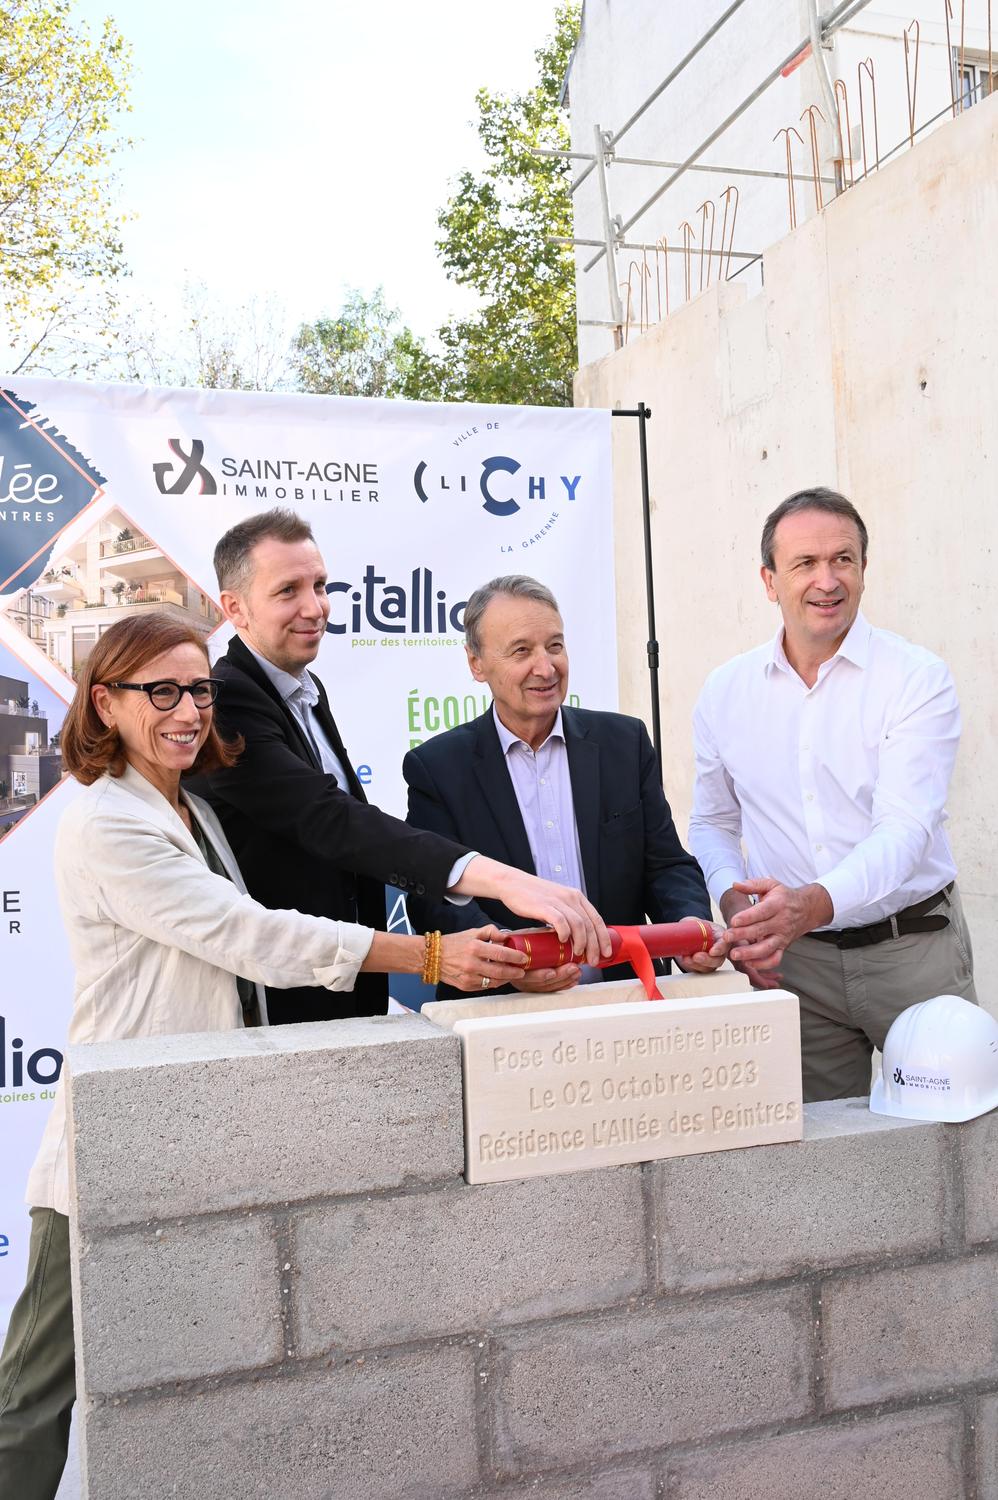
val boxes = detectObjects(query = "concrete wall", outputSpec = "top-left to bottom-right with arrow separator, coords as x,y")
67,1018 -> 997,1498
569,0 -> 995,363
574,90 -> 998,1015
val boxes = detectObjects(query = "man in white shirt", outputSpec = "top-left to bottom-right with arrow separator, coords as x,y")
688,488 -> 976,1101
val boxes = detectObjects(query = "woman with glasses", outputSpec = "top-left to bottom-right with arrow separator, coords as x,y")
0,612 -> 531,1500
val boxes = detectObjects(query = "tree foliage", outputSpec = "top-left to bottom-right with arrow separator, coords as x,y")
425,3 -> 580,407
291,288 -> 427,400
120,284 -> 291,392
0,0 -> 132,346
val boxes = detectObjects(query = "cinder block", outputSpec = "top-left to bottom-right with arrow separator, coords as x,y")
294,1167 -> 646,1351
478,1471 -> 656,1500
67,1017 -> 463,1229
491,1286 -> 812,1469
664,1404 -> 964,1499
823,1255 -> 998,1408
652,1102 -> 947,1289
75,1214 -> 282,1393
80,1344 -> 478,1500
959,1112 -> 998,1244
977,1392 -> 998,1500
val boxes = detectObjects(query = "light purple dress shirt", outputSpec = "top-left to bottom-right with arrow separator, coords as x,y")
494,705 -> 598,981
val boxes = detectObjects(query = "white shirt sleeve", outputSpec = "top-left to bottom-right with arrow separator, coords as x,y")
815,659 -> 962,922
688,683 -> 748,908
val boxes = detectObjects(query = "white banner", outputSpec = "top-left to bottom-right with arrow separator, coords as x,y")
0,378 -> 615,1324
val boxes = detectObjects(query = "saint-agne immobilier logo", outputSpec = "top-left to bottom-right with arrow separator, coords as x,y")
0,389 -> 107,594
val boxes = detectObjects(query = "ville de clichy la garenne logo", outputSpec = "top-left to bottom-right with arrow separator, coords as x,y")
0,388 -> 107,593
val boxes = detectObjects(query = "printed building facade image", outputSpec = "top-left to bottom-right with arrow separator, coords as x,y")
0,673 -> 61,838
25,509 -> 222,680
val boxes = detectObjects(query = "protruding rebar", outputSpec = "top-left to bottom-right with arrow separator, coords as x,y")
773,126 -> 805,229
696,198 -> 716,290
679,220 -> 696,301
834,78 -> 854,186
719,186 -> 740,281
903,20 -> 920,147
801,105 -> 827,211
857,58 -> 879,176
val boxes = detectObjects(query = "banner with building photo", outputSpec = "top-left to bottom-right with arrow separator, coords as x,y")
0,377 -> 616,1324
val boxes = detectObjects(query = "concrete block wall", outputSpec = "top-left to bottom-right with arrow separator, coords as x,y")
67,1019 -> 997,1499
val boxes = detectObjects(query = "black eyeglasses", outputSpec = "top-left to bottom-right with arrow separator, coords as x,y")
105,679 -> 222,711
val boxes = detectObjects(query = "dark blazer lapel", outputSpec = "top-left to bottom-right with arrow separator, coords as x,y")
471,711 -> 535,872
224,634 -> 321,771
310,673 -> 366,803
563,708 -> 601,910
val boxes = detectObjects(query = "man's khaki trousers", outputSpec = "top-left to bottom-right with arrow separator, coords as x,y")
778,884 -> 977,1101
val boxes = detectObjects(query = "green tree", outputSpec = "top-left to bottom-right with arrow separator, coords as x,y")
426,3 -> 580,408
291,288 -> 427,400
1,0 -> 132,364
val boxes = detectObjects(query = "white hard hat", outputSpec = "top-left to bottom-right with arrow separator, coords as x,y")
870,994 -> 998,1122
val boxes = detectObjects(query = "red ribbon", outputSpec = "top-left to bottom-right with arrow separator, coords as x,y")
612,924 -> 660,1000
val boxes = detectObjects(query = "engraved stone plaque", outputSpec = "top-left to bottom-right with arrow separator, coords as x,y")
448,987 -> 802,1184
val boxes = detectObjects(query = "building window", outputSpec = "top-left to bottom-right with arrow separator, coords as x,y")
72,627 -> 97,672
955,51 -> 996,110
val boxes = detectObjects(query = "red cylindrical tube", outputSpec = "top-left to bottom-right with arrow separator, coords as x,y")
502,918 -> 713,970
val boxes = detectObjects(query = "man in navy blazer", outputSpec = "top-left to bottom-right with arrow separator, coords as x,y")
404,575 -> 720,997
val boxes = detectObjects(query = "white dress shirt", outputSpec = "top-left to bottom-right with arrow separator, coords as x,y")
689,613 -> 960,929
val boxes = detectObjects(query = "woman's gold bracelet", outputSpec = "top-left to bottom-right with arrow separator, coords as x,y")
421,930 -> 442,986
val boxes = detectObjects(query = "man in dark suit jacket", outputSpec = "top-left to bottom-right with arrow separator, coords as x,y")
404,575 -> 722,997
191,513 -> 610,1024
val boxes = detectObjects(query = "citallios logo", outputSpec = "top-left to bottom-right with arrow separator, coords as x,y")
151,438 -> 380,505
326,566 -> 465,636
0,1014 -> 62,1103
0,388 -> 106,592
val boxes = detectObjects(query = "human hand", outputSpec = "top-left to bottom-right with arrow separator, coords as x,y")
723,878 -> 833,974
512,964 -> 582,994
438,926 -> 529,993
464,859 -> 611,966
717,888 -> 783,988
674,920 -> 730,973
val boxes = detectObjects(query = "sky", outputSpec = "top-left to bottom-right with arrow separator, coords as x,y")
67,0 -> 567,345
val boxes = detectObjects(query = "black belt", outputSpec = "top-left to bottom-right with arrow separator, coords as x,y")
806,883 -> 953,950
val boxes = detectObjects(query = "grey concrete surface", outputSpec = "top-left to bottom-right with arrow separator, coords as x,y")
65,1029 -> 997,1499
490,1287 -> 812,1468
961,1111 -> 998,1244
74,1213 -> 284,1393
662,1405 -> 966,1499
81,1347 -> 479,1500
822,1254 -> 998,1408
67,1016 -> 463,1228
293,1166 -> 646,1351
652,1114 -> 949,1289
479,1473 -> 657,1500
978,1391 -> 998,1500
